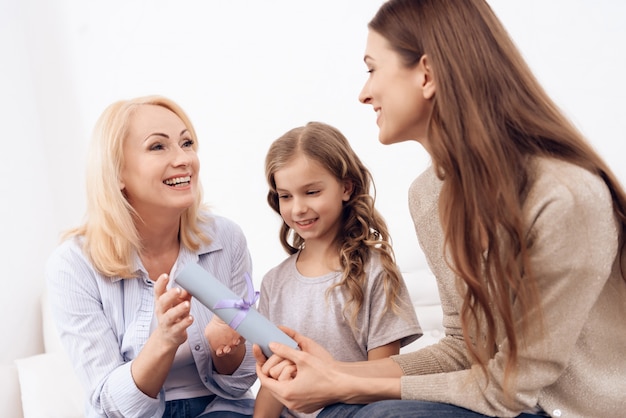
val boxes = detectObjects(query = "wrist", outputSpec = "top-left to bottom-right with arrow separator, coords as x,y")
340,376 -> 401,404
151,328 -> 183,353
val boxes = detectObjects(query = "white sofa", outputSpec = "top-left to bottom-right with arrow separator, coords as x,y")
14,268 -> 443,417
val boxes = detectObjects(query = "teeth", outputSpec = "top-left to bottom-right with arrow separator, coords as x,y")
164,176 -> 191,185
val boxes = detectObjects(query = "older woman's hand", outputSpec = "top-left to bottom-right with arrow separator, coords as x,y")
154,273 -> 193,349
205,315 -> 245,357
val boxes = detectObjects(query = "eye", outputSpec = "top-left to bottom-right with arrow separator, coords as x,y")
306,190 -> 320,196
150,143 -> 165,151
182,138 -> 195,148
278,193 -> 291,200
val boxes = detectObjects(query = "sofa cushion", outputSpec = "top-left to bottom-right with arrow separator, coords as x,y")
15,351 -> 84,418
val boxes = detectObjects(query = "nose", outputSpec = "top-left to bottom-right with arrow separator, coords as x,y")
172,145 -> 192,167
358,79 -> 371,104
292,196 -> 307,215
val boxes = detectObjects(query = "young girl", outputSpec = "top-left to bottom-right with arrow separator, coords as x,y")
254,121 -> 422,417
254,1 -> 626,417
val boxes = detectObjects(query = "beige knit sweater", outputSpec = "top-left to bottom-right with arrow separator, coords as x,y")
392,158 -> 626,417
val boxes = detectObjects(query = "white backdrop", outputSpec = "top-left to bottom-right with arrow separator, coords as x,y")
1,0 -> 625,415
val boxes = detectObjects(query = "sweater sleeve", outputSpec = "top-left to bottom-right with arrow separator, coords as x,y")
396,162 -> 619,416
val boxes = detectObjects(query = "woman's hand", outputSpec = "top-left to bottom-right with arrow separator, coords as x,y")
154,273 -> 193,349
253,327 -> 341,414
205,315 -> 245,356
205,316 -> 246,375
131,273 -> 193,398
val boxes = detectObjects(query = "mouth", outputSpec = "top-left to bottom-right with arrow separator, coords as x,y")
163,175 -> 191,188
374,108 -> 381,123
295,218 -> 317,227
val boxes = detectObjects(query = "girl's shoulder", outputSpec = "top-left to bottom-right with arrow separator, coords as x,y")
262,253 -> 298,281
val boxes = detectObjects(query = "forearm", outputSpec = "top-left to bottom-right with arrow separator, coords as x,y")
368,341 -> 401,360
254,387 -> 284,418
131,330 -> 178,398
338,356 -> 404,379
331,359 -> 403,404
340,375 -> 402,404
212,342 -> 246,375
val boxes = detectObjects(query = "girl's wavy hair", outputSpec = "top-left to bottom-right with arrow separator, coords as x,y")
370,0 -> 626,389
265,121 -> 407,326
63,95 -> 210,278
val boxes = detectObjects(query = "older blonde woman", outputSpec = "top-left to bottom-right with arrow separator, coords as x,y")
46,95 -> 256,418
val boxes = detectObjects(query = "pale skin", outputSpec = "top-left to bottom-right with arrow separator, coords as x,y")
253,329 -> 404,414
252,153 -> 403,417
121,104 -> 245,398
253,29 -> 436,414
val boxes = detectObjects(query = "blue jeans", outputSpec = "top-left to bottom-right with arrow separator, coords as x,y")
198,412 -> 252,418
163,394 -> 252,418
318,401 -> 547,418
163,395 -> 250,417
163,395 -> 215,418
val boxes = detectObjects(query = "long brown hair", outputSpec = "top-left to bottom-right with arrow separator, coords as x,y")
265,121 -> 406,326
369,0 -> 626,383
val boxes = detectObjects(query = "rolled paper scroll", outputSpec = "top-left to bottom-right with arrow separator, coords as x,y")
176,262 -> 299,357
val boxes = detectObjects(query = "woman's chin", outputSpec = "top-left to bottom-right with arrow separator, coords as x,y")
377,130 -> 395,145
378,131 -> 412,146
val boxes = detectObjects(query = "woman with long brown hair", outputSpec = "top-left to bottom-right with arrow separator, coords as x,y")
253,1 -> 626,417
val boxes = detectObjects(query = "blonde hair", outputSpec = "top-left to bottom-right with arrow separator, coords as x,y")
265,121 -> 406,326
64,95 -> 210,278
370,0 -> 626,387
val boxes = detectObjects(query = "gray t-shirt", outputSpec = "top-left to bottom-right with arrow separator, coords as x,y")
258,251 -> 422,416
259,252 -> 422,417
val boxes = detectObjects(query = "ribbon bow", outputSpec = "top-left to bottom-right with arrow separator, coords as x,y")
213,272 -> 259,329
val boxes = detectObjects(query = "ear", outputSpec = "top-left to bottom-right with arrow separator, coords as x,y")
417,54 -> 436,100
342,180 -> 354,202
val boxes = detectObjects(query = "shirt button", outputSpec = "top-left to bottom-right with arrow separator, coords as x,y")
195,345 -> 201,351
552,409 -> 562,417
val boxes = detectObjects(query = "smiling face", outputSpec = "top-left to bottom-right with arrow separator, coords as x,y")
273,153 -> 352,250
359,30 -> 436,148
120,104 -> 199,217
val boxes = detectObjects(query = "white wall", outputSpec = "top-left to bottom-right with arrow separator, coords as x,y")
1,0 -> 624,415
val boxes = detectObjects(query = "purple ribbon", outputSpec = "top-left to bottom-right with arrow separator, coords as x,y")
213,272 -> 259,329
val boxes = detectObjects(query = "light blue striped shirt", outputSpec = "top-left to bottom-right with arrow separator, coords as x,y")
45,214 -> 257,417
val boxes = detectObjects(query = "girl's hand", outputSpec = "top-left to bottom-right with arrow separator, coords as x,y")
254,327 -> 339,413
205,315 -> 245,356
253,345 -> 297,381
154,273 -> 193,349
